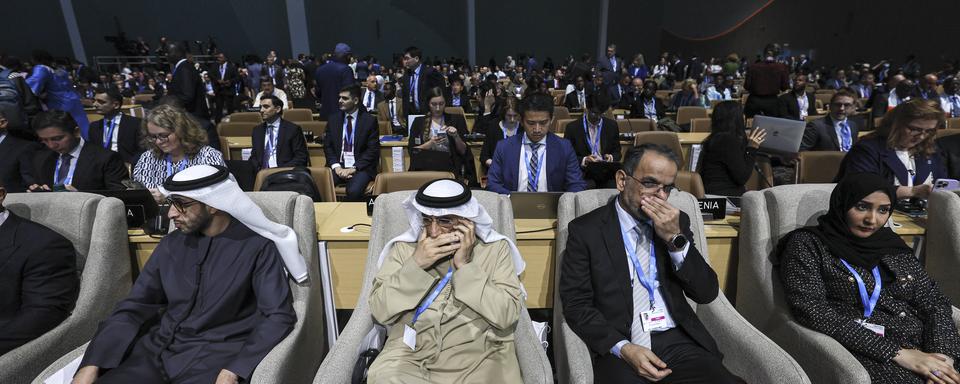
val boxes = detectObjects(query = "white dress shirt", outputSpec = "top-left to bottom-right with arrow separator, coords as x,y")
518,134 -> 548,192
797,93 -> 810,120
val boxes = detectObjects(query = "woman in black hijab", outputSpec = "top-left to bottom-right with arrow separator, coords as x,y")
778,173 -> 960,384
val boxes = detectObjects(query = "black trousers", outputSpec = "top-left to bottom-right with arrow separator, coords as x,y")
593,328 -> 743,384
96,341 -> 220,384
333,170 -> 373,202
213,93 -> 235,123
744,94 -> 780,118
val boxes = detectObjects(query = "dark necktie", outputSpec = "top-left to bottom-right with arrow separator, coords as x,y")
527,142 -> 542,192
57,153 -> 72,185
345,115 -> 354,152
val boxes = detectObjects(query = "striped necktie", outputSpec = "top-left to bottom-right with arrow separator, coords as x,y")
630,225 -> 652,349
527,142 -> 542,192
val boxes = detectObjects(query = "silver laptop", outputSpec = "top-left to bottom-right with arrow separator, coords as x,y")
510,192 -> 562,219
751,115 -> 806,154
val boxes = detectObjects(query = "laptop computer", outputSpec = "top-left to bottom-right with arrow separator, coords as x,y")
510,192 -> 562,219
751,115 -> 806,154
89,189 -> 160,228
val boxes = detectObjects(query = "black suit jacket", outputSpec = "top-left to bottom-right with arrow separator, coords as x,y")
249,119 -> 310,170
446,92 -> 473,113
938,134 -> 960,180
563,117 -> 622,163
263,64 -> 285,89
777,92 -> 817,121
627,94 -> 667,120
209,62 -> 238,96
801,115 -> 860,151
32,142 -> 128,191
400,64 -> 445,115
564,90 -> 586,111
0,135 -> 42,192
323,110 -> 380,177
560,197 -> 721,359
87,114 -> 143,164
169,60 -> 209,118
360,89 -> 383,112
0,212 -> 79,355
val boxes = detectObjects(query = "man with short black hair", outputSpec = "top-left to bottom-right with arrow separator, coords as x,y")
777,74 -> 817,121
561,144 -> 742,384
400,46 -> 446,116
376,82 -> 406,135
486,93 -> 586,193
88,88 -> 143,164
940,77 -> 960,118
209,52 -> 238,123
166,41 -> 209,119
565,92 -> 621,188
801,89 -> 861,152
253,77 -> 289,110
323,84 -> 380,201
315,43 -> 355,121
29,111 -> 127,192
249,95 -> 308,170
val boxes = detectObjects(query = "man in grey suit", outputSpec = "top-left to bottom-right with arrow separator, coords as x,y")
801,89 -> 859,152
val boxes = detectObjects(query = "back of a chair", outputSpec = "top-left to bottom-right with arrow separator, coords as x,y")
937,128 -> 960,139
690,117 -> 712,133
617,118 -> 654,133
676,170 -> 706,198
245,193 -> 325,384
133,94 -> 154,104
948,117 -> 960,129
370,171 -> 454,195
444,106 -> 465,117
814,92 -> 833,108
285,108 -> 314,122
554,106 -> 571,121
218,121 -> 259,137
745,158 -> 774,191
736,184 -> 833,328
796,151 -> 846,184
633,131 -> 683,161
675,106 -> 708,126
229,111 -> 263,123
1,193 -> 130,384
298,121 -> 327,138
554,118 -> 576,134
253,167 -> 337,203
377,121 -> 391,135
926,190 -> 960,306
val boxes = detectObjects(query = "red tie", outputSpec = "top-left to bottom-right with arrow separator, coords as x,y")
345,115 -> 354,152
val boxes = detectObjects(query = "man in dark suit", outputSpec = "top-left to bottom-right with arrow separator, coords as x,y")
376,82 -> 406,135
565,75 -> 588,111
323,84 -> 380,201
801,89 -> 860,152
29,111 -> 127,192
565,92 -> 621,188
0,177 -> 80,355
209,52 -> 238,123
360,75 -> 382,113
608,74 -> 632,109
400,46 -> 446,116
88,89 -> 143,164
777,74 -> 817,121
314,43 -> 355,121
560,144 -> 741,384
249,95 -> 309,171
487,93 -> 586,194
938,133 -> 960,180
627,79 -> 667,121
263,52 -> 285,90
165,41 -> 209,119
0,111 -> 41,192
851,72 -> 876,110
597,44 -> 623,87
447,77 -> 472,113
870,74 -> 905,118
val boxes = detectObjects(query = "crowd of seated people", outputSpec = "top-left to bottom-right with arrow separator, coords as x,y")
5,38 -> 960,383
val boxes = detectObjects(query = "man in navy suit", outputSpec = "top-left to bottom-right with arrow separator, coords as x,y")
801,89 -> 860,152
400,46 -> 446,116
87,88 -> 143,164
314,43 -> 355,121
323,84 -> 380,201
249,95 -> 309,170
487,93 -> 586,194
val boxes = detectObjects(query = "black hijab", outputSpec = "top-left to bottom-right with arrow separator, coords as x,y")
807,173 -> 911,268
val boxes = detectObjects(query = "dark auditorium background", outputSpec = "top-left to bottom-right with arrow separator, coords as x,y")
2,0 -> 957,67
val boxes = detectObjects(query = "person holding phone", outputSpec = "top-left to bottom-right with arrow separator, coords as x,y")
368,179 -> 524,383
408,87 -> 474,183
564,91 -> 621,188
29,111 -> 128,192
697,101 -> 766,196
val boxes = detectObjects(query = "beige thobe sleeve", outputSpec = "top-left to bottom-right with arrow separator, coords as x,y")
452,240 -> 523,331
370,243 -> 438,325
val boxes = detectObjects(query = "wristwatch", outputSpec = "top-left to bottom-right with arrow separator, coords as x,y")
668,233 -> 688,251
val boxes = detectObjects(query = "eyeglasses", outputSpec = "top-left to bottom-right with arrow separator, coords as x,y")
422,215 -> 457,229
624,173 -> 675,194
147,132 -> 173,143
165,197 -> 202,212
905,125 -> 938,136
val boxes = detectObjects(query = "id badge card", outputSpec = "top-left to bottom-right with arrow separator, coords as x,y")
343,152 -> 356,168
640,307 -> 669,332
403,324 -> 417,350
857,319 -> 885,336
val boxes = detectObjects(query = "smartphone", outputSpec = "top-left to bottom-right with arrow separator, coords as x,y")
933,178 -> 960,191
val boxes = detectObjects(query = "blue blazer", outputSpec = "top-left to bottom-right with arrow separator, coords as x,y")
486,132 -> 587,194
835,135 -> 946,185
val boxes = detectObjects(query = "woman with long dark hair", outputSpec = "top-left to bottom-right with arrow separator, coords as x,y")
408,87 -> 476,185
697,101 -> 766,196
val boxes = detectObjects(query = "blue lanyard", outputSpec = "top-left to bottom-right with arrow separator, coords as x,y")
524,141 -> 545,191
53,154 -> 78,186
839,260 -> 882,319
621,223 -> 658,308
583,116 -> 603,155
412,266 -> 454,324
102,116 -> 117,149
165,154 -> 187,177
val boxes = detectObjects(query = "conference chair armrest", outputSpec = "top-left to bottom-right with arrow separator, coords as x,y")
953,306 -> 960,333
559,322 -> 594,384
699,295 -> 810,384
775,320 -> 872,384
30,342 -> 89,384
314,308 -> 375,384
